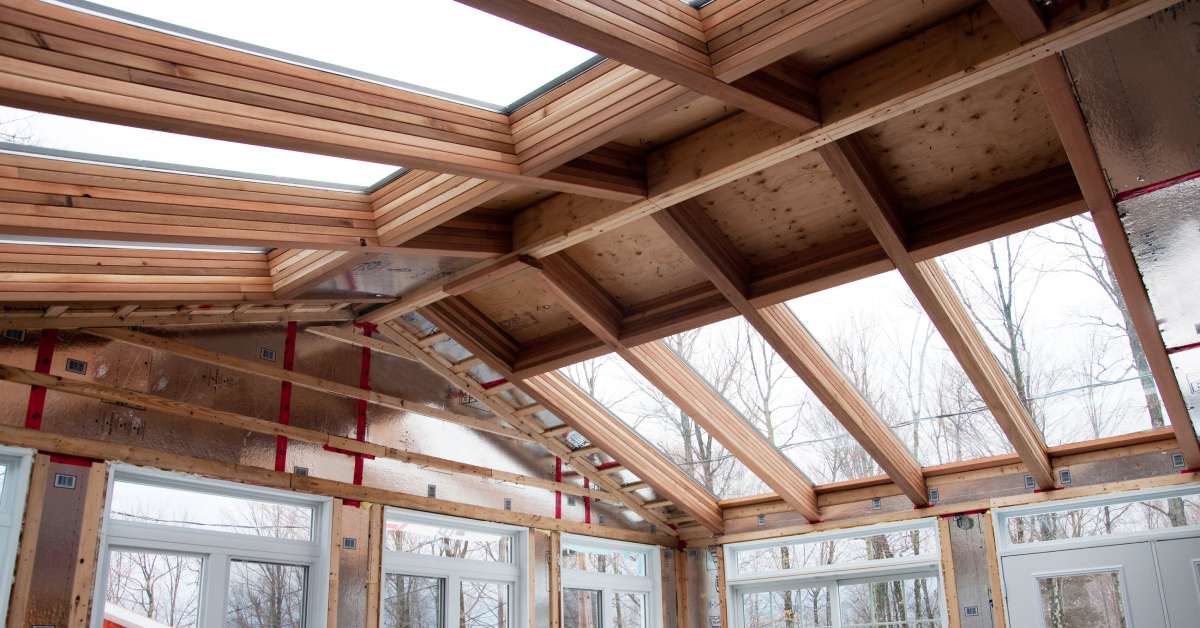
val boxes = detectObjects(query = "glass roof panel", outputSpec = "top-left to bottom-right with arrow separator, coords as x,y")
786,270 -> 1014,466
0,235 -> 268,254
936,215 -> 1165,447
0,106 -> 397,190
64,0 -> 600,111
559,353 -> 769,499
667,317 -> 882,484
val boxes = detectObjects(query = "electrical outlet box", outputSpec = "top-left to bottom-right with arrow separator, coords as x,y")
870,497 -> 882,510
1173,452 -> 1187,469
1058,468 -> 1073,485
342,537 -> 357,550
65,358 -> 87,375
427,484 -> 437,498
928,488 -> 940,504
3,329 -> 25,342
1024,474 -> 1036,490
503,498 -> 512,511
53,473 -> 77,489
293,466 -> 309,477
258,346 -> 277,362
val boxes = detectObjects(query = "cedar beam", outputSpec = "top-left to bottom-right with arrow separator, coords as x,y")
653,202 -> 930,506
456,0 -> 820,132
536,252 -> 823,520
818,136 -> 1056,489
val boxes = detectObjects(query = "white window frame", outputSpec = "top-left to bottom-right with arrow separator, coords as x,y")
380,508 -> 529,628
560,534 -> 662,628
992,484 -> 1200,557
91,464 -> 333,628
0,446 -> 35,622
724,518 -> 948,628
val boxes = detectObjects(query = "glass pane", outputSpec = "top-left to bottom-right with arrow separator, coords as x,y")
670,317 -> 881,483
460,581 -> 510,628
735,526 -> 937,575
1006,493 -> 1200,544
611,592 -> 647,628
839,575 -> 942,628
0,234 -> 268,255
563,589 -> 602,628
0,464 -> 7,501
787,270 -> 1011,466
937,216 -> 1165,446
105,549 -> 202,628
0,106 -> 397,189
559,353 -> 769,499
225,560 -> 307,628
741,586 -> 833,628
1038,571 -> 1127,628
383,574 -> 444,628
74,0 -> 598,110
384,518 -> 511,562
110,480 -> 314,540
561,545 -> 646,576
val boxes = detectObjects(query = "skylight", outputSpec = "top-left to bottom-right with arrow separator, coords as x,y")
0,235 -> 268,254
667,317 -> 883,483
936,215 -> 1165,447
559,353 -> 769,499
0,106 -> 397,190
62,0 -> 601,112
787,270 -> 1013,466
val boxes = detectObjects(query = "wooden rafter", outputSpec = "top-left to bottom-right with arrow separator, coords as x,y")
652,202 -> 929,506
536,252 -> 823,520
456,0 -> 819,131
984,0 -> 1200,468
363,0 -> 1167,328
413,296 -> 716,533
817,137 -> 1056,489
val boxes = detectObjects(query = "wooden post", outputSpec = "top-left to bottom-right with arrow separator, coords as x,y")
327,498 -> 343,628
937,517 -> 962,628
7,453 -> 50,628
366,503 -> 383,628
713,547 -> 729,628
548,531 -> 562,628
67,463 -> 109,628
980,512 -> 1008,628
675,548 -> 690,628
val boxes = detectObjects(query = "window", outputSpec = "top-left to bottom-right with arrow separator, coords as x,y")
561,536 -> 661,628
726,520 -> 946,628
60,0 -> 600,112
380,509 -> 527,628
0,447 -> 35,623
0,106 -> 398,190
94,465 -> 333,628
994,485 -> 1200,550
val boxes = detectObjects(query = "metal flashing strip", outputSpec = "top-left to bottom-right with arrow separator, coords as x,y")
0,142 -> 395,193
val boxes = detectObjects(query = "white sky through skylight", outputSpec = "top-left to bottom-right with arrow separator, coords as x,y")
0,106 -> 398,188
70,0 -> 599,110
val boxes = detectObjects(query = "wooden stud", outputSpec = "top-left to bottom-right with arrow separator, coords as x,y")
7,453 -> 50,628
980,512 -> 1008,628
675,547 -> 689,628
327,498 -> 343,628
549,531 -> 562,628
938,516 -> 962,628
366,503 -> 384,628
67,462 -> 109,628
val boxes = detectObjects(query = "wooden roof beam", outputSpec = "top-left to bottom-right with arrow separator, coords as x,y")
985,0 -> 1200,468
817,136 -> 1056,489
653,202 -> 929,506
361,0 -> 1164,327
396,303 -> 705,532
536,252 -> 822,520
455,0 -> 820,132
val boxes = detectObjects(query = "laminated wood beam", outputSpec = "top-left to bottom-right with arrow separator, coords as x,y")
536,252 -> 822,520
0,362 -> 612,499
0,423 -> 676,545
0,304 -> 358,329
82,327 -> 531,442
1028,56 -> 1200,469
362,0 -> 1163,326
817,137 -> 1056,490
456,0 -> 820,131
368,319 -> 689,532
653,202 -> 929,506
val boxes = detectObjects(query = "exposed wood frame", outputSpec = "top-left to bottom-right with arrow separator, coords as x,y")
0,423 -> 676,546
456,0 -> 820,131
980,509 -> 1008,628
653,202 -> 930,506
536,252 -> 822,520
406,298 -> 713,533
82,327 -> 529,441
363,0 -> 1170,328
548,531 -> 562,628
817,137 -> 1056,489
0,362 -> 611,499
365,503 -> 384,628
937,516 -> 962,628
985,0 -> 1200,470
327,498 -> 343,628
6,452 -> 49,628
0,301 -> 365,328
67,462 -> 108,628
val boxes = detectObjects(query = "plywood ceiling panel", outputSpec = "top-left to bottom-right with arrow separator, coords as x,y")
858,66 -> 1066,212
463,268 -> 577,342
